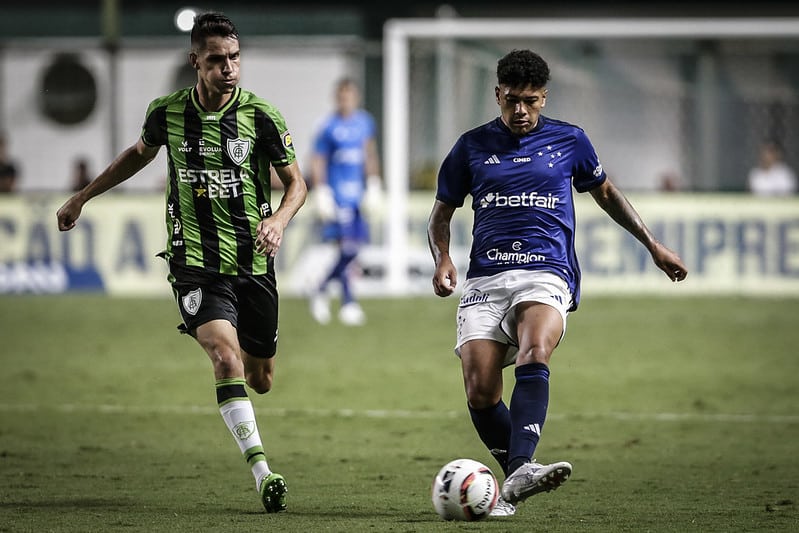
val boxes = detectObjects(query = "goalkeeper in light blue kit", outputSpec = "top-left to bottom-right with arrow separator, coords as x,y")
427,49 -> 688,517
309,78 -> 382,326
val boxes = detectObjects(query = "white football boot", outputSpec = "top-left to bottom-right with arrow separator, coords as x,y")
489,496 -> 516,517
338,301 -> 366,326
310,292 -> 331,324
501,460 -> 572,504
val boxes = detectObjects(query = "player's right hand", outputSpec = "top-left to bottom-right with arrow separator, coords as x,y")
56,196 -> 83,231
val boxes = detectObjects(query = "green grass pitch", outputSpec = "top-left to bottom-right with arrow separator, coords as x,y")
1,294 -> 797,532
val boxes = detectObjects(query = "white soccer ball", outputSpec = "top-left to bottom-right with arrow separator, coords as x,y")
431,458 -> 499,521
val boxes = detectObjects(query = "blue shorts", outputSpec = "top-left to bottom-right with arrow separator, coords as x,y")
321,206 -> 369,244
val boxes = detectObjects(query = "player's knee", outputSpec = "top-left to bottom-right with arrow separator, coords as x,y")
464,380 -> 501,409
516,343 -> 553,365
246,371 -> 273,394
202,342 -> 243,376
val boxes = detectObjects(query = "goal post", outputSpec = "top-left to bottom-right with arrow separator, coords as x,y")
381,17 -> 799,295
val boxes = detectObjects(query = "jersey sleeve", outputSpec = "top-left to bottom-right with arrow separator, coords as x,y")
571,129 -> 607,193
255,107 -> 296,167
435,136 -> 472,208
140,101 -> 167,147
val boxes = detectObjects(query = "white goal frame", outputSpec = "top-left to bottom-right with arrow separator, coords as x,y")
381,17 -> 799,295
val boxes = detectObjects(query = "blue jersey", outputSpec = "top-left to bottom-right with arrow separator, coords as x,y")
313,109 -> 376,209
436,116 -> 607,310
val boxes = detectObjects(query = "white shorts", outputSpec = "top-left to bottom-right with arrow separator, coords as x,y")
454,269 -> 572,367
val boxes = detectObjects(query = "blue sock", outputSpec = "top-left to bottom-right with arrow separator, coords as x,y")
468,400 -> 511,476
507,362 -> 550,474
339,267 -> 354,304
321,249 -> 357,299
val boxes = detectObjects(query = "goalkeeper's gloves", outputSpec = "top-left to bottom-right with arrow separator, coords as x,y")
314,184 -> 337,222
363,175 -> 383,216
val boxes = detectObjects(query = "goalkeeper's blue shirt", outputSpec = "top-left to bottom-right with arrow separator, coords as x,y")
435,116 -> 607,311
313,109 -> 376,209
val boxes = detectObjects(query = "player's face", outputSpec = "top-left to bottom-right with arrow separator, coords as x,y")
496,84 -> 547,136
336,84 -> 360,116
190,35 -> 240,97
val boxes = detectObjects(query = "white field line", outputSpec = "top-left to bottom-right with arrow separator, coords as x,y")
0,403 -> 797,424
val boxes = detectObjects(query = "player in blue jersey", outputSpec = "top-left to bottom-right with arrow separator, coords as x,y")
308,78 -> 382,326
427,49 -> 688,517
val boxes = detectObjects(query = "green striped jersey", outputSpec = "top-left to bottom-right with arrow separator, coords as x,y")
142,86 -> 296,275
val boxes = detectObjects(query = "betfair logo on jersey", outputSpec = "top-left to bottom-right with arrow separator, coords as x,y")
479,191 -> 559,209
177,168 -> 246,199
226,138 -> 251,165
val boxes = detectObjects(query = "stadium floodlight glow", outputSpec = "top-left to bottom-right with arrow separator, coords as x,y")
174,7 -> 198,33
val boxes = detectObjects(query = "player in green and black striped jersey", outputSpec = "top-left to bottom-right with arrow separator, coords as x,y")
56,11 -> 306,514
143,84 -> 295,276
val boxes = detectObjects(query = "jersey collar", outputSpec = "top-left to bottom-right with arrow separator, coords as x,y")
190,86 -> 241,115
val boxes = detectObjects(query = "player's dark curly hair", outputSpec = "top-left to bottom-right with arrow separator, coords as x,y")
191,12 -> 239,50
497,49 -> 550,89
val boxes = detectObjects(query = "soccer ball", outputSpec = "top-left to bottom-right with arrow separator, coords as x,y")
431,458 -> 499,521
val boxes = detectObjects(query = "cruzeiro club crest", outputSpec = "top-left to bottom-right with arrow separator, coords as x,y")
226,137 -> 251,166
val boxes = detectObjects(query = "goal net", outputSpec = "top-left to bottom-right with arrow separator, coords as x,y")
380,17 -> 799,295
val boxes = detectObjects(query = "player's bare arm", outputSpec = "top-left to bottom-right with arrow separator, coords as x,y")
310,153 -> 328,189
365,137 -> 381,179
427,199 -> 458,297
57,139 -> 159,231
589,178 -> 688,282
254,160 -> 307,257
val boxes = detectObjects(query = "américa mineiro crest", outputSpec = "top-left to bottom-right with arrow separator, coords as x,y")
226,137 -> 251,165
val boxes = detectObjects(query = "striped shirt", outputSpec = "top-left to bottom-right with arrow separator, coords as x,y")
142,86 -> 295,275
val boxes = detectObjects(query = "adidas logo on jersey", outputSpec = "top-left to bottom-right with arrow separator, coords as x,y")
484,154 -> 500,165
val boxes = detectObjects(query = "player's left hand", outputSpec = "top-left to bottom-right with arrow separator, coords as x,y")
254,218 -> 285,257
651,242 -> 688,282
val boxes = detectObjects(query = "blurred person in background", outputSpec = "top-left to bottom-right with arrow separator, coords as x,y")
0,133 -> 20,193
70,157 -> 92,192
657,170 -> 682,193
56,11 -> 307,514
428,49 -> 688,518
308,77 -> 382,326
748,139 -> 797,196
